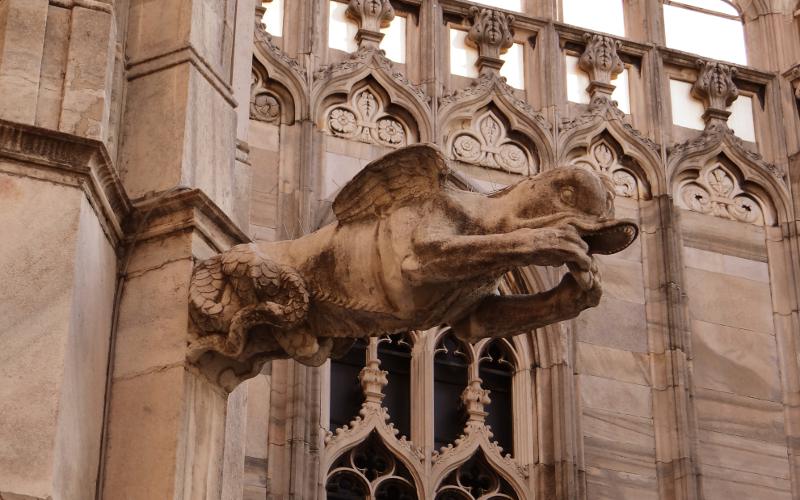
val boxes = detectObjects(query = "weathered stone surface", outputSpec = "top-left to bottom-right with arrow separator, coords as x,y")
188,144 -> 638,382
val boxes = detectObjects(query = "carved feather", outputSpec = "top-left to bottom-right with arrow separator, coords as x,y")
332,143 -> 451,224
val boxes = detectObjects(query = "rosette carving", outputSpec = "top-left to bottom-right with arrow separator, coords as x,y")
326,88 -> 408,147
250,70 -> 281,123
450,112 -> 535,175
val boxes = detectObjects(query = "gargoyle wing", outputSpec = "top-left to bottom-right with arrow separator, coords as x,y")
332,143 -> 451,224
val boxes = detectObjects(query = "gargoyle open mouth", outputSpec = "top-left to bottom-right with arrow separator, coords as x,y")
575,219 -> 639,255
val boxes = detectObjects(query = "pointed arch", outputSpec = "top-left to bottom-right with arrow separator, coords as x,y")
558,108 -> 664,197
253,24 -> 309,122
439,74 -> 554,171
667,129 -> 791,224
318,78 -> 419,147
312,49 -> 433,141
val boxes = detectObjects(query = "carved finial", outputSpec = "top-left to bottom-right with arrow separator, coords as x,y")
467,6 -> 515,75
256,2 -> 267,29
359,358 -> 388,405
578,34 -> 624,100
790,66 -> 800,99
347,0 -> 394,49
692,60 -> 739,128
461,378 -> 491,424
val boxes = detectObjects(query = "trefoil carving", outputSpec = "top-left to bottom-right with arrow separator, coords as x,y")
450,111 -> 536,175
327,88 -> 408,147
677,164 -> 764,225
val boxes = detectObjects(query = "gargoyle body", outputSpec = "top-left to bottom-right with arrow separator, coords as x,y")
189,144 -> 638,368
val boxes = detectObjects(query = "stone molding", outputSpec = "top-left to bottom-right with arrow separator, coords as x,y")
126,45 -> 238,107
0,119 -> 130,246
128,188 -> 250,253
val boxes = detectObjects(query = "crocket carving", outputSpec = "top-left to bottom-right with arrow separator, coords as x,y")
189,144 -> 637,369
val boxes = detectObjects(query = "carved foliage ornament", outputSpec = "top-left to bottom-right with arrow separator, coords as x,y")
692,60 -> 738,125
451,111 -> 536,175
327,88 -> 408,147
467,7 -> 515,63
677,164 -> 764,225
578,34 -> 624,87
347,0 -> 394,27
572,141 -> 639,199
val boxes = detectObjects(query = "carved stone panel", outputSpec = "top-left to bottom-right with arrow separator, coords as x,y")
250,70 -> 281,123
676,163 -> 764,225
450,112 -> 536,175
326,88 -> 408,147
571,140 -> 639,199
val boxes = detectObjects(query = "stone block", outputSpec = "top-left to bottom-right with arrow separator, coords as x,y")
35,5 -> 70,130
579,374 -> 653,418
59,7 -> 116,141
698,428 -> 791,481
577,342 -> 651,386
576,296 -> 648,353
126,0 -> 192,63
0,0 -> 48,124
582,407 -> 656,478
584,465 -> 659,500
596,255 -> 645,304
683,246 -> 769,283
692,320 -> 781,401
694,387 -> 786,443
685,267 -> 774,334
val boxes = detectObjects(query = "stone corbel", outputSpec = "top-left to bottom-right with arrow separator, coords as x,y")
466,6 -> 515,75
691,60 -> 739,128
578,33 -> 624,104
346,0 -> 395,49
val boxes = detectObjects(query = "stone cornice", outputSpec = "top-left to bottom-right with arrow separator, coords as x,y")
129,189 -> 250,254
0,120 -> 131,247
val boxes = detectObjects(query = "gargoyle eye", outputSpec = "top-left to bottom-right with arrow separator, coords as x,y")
560,186 -> 576,206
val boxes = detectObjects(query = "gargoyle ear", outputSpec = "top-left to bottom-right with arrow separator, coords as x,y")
582,220 -> 639,255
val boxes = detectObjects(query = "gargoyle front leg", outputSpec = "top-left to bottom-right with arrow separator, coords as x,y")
403,225 -> 593,285
451,270 -> 602,343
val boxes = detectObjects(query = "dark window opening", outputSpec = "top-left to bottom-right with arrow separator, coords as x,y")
480,340 -> 514,456
377,333 -> 413,439
329,338 -> 368,431
434,331 -> 470,451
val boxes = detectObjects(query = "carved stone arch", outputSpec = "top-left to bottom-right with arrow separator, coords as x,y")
439,75 -> 554,171
325,426 -> 427,497
558,111 -> 664,196
318,78 -> 418,147
446,106 -> 540,177
312,49 -> 433,141
565,131 -> 654,200
253,24 -> 308,122
672,154 -> 778,226
250,59 -> 296,125
667,131 -> 792,223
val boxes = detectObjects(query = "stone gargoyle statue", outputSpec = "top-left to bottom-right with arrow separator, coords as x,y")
188,143 -> 637,371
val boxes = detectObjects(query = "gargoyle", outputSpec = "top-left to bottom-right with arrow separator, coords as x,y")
189,144 -> 637,369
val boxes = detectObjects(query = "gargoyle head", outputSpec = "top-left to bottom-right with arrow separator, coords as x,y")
498,165 -> 638,255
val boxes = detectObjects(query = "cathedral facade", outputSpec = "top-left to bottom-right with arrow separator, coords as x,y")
1,1 -> 800,499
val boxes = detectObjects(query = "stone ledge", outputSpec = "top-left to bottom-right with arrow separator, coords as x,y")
0,119 -> 130,247
128,188 -> 250,255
